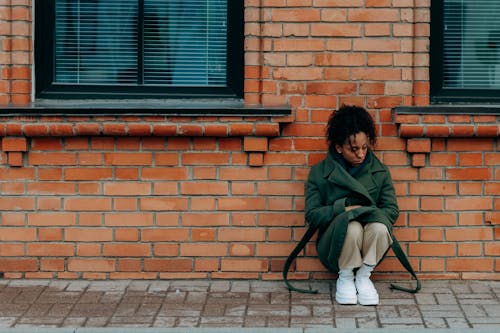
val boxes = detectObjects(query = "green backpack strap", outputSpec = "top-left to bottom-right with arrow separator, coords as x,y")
283,206 -> 422,294
282,225 -> 319,294
389,236 -> 422,293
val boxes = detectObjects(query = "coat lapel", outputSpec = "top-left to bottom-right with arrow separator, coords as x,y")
323,152 -> 378,206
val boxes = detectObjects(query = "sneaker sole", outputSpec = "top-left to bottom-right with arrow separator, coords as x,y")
358,295 -> 379,306
335,294 -> 357,305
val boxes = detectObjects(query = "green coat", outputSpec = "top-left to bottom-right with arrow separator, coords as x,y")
304,150 -> 399,273
283,149 -> 420,294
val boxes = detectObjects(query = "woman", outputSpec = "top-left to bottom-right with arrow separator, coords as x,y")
283,105 -> 420,304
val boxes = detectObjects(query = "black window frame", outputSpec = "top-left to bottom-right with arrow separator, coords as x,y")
430,0 -> 500,104
35,0 -> 244,100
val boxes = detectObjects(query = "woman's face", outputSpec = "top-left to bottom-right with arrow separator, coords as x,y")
335,132 -> 369,167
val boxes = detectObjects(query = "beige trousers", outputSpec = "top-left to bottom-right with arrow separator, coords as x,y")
338,221 -> 392,270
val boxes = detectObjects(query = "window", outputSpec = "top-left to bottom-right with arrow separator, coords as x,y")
35,0 -> 243,99
431,0 -> 500,103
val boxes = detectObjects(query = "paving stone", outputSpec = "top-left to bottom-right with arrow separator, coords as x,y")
84,316 -> 109,327
249,292 -> 271,305
136,303 -> 162,317
170,281 -> 209,292
148,281 -> 171,293
435,293 -> 458,304
461,304 -> 487,317
186,292 -> 208,304
483,304 -> 500,317
423,317 -> 448,328
225,304 -> 246,316
0,317 -> 17,328
356,316 -> 379,328
244,316 -> 267,327
61,316 -> 86,327
36,291 -> 81,304
65,281 -> 90,292
312,305 -> 333,317
247,305 -> 290,317
127,281 -> 151,292
378,316 -> 423,325
176,317 -> 200,327
290,305 -> 312,317
208,281 -> 231,292
415,293 -> 437,305
159,304 -> 203,317
108,315 -> 154,326
151,316 -> 176,327
0,279 -> 498,330
446,317 -> 472,328
419,304 -> 464,318
230,281 -> 251,293
47,303 -> 74,318
199,316 -> 244,327
334,317 -> 356,328
70,303 -> 117,317
251,281 -> 287,293
87,281 -> 129,292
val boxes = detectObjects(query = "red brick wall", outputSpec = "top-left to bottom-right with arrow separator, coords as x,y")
0,1 -> 498,280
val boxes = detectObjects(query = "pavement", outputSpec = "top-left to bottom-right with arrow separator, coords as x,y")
0,278 -> 498,333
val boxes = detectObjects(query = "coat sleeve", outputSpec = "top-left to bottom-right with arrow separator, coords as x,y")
375,168 -> 399,225
304,166 -> 345,229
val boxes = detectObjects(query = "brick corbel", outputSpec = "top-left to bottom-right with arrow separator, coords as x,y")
1,137 -> 27,167
394,110 -> 500,168
243,137 -> 268,167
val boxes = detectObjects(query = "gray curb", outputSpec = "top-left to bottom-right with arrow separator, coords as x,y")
0,329 -> 499,333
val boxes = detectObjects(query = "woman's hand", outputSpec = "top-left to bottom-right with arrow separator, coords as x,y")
345,205 -> 362,212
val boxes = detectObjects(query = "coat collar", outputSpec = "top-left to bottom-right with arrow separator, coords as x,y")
322,150 -> 384,205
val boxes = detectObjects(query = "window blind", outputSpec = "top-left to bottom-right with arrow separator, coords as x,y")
54,0 -> 228,87
443,0 -> 500,89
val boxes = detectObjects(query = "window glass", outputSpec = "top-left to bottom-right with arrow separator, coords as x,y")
144,1 -> 227,86
55,0 -> 138,85
443,1 -> 500,89
54,0 -> 228,88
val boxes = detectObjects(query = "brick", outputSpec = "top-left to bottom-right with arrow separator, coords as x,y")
103,244 -> 151,257
271,9 -> 321,22
219,228 -> 266,241
447,258 -> 493,272
104,213 -> 154,226
409,182 -> 456,195
407,138 -> 431,153
191,228 -> 216,241
446,168 -> 490,180
1,136 -> 27,151
26,212 -> 75,226
65,228 -> 113,242
411,153 -> 426,167
0,259 -> 38,272
181,213 -> 229,226
248,152 -> 264,166
243,137 -> 268,152
446,198 -> 492,211
113,228 -> 138,242
142,229 -> 189,242
446,228 -> 493,241
7,151 -> 23,166
68,259 -> 116,272
458,243 -> 482,256
221,259 -> 268,272
26,243 -> 74,257
144,259 -> 192,272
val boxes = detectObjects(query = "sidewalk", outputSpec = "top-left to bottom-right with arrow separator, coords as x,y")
0,279 -> 498,332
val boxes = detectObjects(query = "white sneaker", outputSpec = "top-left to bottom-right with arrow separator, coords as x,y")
355,264 -> 379,306
335,269 -> 357,305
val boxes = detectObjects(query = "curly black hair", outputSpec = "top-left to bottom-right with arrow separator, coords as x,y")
326,105 -> 377,150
